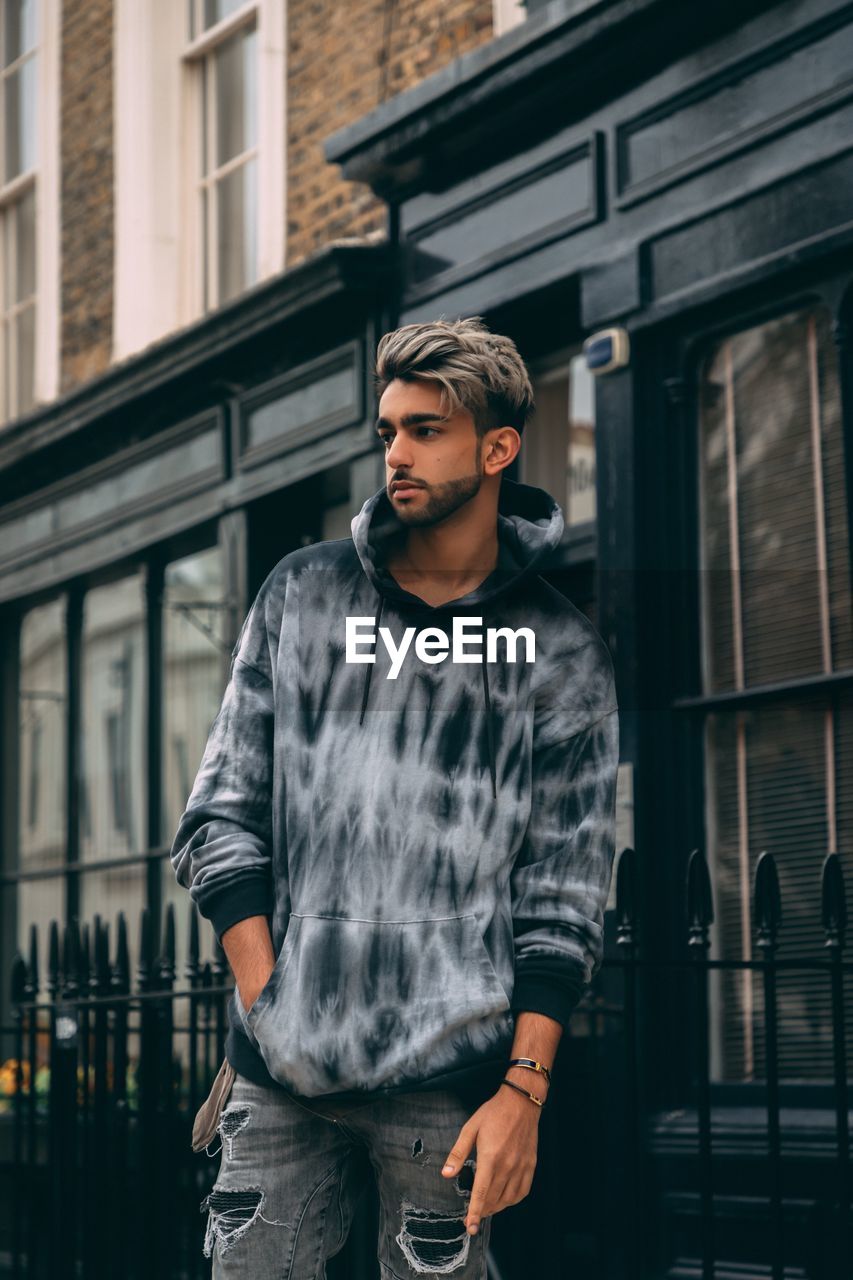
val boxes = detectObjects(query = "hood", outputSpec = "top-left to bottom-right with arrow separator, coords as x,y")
349,478 -> 566,799
351,476 -> 564,610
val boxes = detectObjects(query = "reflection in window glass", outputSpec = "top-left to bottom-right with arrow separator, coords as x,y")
3,0 -> 38,66
567,353 -> 596,525
161,546 -> 229,973
80,574 -> 147,862
188,0 -> 247,39
699,307 -> 852,693
18,597 -> 66,869
161,546 -> 229,837
2,0 -> 37,183
1,40 -> 36,419
197,22 -> 258,310
525,353 -> 596,528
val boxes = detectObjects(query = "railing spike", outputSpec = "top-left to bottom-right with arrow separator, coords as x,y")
754,851 -> 781,950
686,848 -> 714,949
187,902 -> 200,984
115,912 -> 130,995
48,919 -> 60,999
615,847 -> 637,948
95,915 -> 110,995
27,923 -> 39,1001
138,906 -> 152,991
10,952 -> 27,1004
159,902 -> 176,986
80,920 -> 92,993
821,851 -> 847,950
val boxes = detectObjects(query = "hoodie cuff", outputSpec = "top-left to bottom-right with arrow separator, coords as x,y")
198,873 -> 275,944
511,965 -> 588,1028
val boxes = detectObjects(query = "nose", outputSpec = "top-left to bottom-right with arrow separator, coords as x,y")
386,433 -> 414,471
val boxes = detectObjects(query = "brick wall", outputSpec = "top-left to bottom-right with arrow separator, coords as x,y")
60,0 -> 114,393
286,0 -> 494,265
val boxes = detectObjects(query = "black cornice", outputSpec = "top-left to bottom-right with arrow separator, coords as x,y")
0,242 -> 394,481
324,0 -> 784,201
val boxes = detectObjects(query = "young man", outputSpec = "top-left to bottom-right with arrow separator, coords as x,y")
172,317 -> 619,1278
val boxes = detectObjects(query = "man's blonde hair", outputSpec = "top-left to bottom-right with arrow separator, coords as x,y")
374,316 -> 534,437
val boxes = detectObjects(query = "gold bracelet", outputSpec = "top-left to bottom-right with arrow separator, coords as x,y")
507,1057 -> 552,1085
500,1077 -> 546,1108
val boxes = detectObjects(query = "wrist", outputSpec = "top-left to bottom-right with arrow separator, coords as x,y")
499,1076 -> 547,1113
505,1063 -> 550,1101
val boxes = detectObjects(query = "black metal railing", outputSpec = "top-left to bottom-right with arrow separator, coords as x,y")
1,847 -> 850,1279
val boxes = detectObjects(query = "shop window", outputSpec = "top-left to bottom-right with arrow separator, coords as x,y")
161,545 -> 229,838
524,351 -> 597,531
18,594 -> 66,869
697,304 -> 853,1081
11,595 -> 67,1045
79,574 -> 147,863
161,544 -> 229,971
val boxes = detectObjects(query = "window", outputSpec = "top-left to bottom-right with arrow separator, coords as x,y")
5,543 -> 230,1013
113,0 -> 283,352
18,595 -> 66,870
185,1 -> 259,311
79,575 -> 147,862
1,0 -> 37,421
13,596 -> 67,1017
0,0 -> 59,424
524,350 -> 597,530
160,546 -> 229,840
160,545 -> 230,968
492,0 -> 526,37
697,303 -> 853,1081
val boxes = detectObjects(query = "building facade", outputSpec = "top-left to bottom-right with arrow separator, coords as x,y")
1,0 -> 852,1274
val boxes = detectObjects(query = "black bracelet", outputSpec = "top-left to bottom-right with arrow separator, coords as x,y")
500,1077 -> 546,1108
507,1057 -> 552,1085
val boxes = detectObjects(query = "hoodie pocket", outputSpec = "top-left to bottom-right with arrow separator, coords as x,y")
234,914 -> 301,1043
244,912 -> 511,1096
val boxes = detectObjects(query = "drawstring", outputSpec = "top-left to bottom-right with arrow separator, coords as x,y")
358,592 -> 499,800
481,658 -> 497,800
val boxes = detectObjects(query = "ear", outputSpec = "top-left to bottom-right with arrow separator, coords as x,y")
482,426 -> 521,477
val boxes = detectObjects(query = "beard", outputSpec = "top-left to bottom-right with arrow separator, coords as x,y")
389,441 -> 484,527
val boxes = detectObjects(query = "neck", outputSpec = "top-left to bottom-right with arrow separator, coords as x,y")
390,488 -> 501,603
402,525 -> 499,579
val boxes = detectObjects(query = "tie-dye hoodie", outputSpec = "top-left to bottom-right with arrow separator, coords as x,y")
170,478 -> 619,1110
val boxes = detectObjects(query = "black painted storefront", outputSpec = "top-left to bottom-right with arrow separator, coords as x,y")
328,0 -> 853,1275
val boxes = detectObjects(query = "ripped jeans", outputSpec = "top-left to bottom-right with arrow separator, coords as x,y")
199,1069 -> 492,1279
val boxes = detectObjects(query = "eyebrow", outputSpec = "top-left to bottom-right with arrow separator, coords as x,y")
374,413 -> 449,432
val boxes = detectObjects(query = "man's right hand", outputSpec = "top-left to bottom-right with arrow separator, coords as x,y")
220,915 -> 276,1013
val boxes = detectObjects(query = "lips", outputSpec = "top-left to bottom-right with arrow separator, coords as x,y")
391,481 -> 424,496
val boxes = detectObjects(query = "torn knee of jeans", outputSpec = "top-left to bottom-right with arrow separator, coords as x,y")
200,1187 -> 264,1258
200,1185 -> 291,1258
218,1102 -> 253,1160
395,1201 -> 471,1275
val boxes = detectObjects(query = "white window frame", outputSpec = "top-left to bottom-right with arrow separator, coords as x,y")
181,0 -> 286,319
113,0 -> 285,359
0,0 -> 60,425
492,0 -> 526,38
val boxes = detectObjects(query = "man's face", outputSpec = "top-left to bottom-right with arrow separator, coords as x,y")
376,378 -> 484,527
